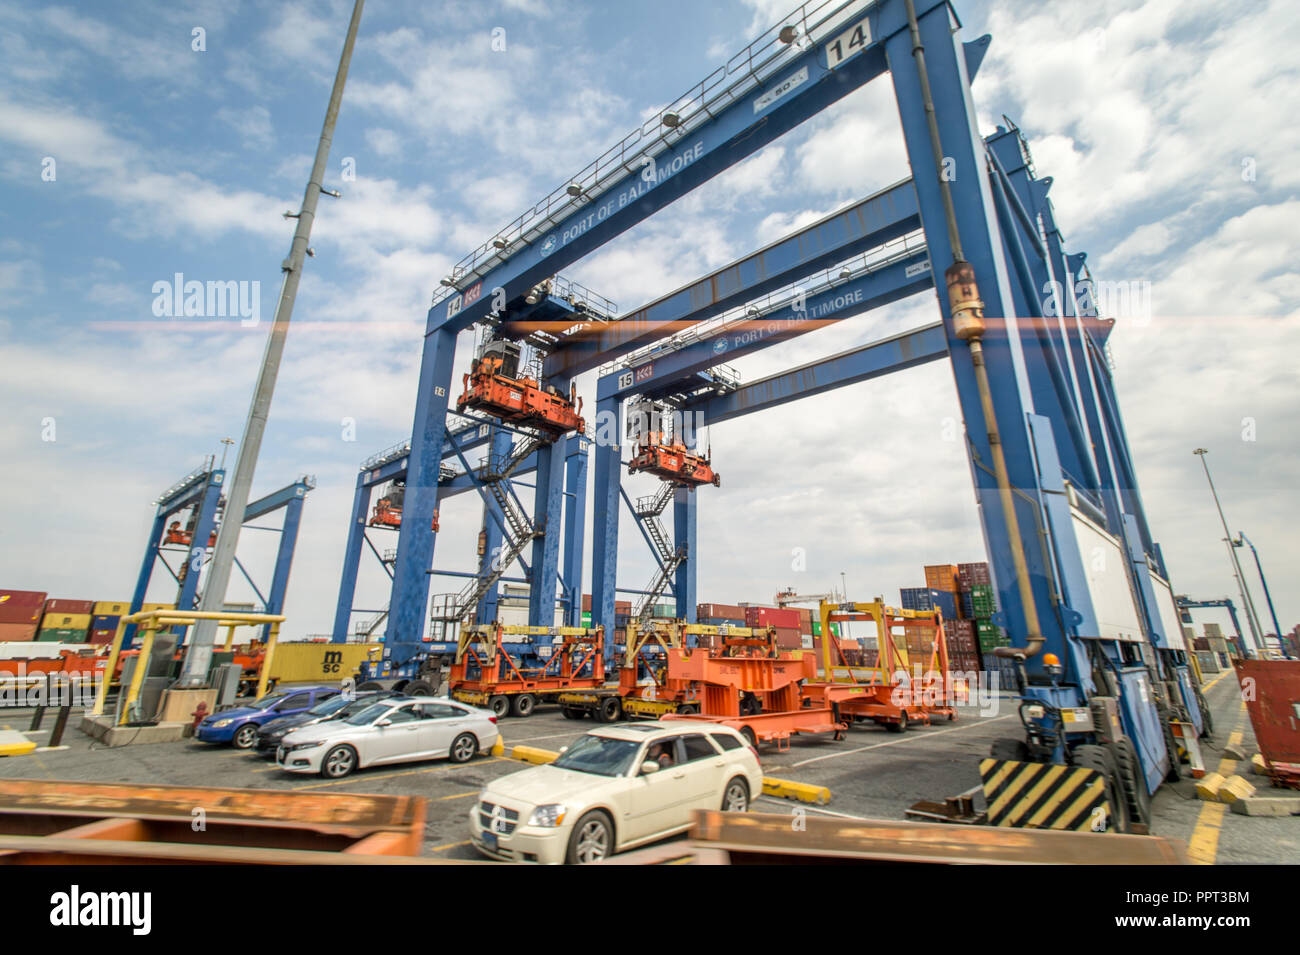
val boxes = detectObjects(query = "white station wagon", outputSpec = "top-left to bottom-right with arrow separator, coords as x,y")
277,696 -> 499,778
470,721 -> 762,864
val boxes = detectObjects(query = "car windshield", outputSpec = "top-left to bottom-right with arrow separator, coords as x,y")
343,702 -> 393,726
551,734 -> 642,777
307,695 -> 352,717
333,697 -> 381,719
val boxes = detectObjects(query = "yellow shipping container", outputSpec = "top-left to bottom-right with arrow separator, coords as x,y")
93,601 -> 132,615
141,602 -> 175,611
40,612 -> 91,630
267,642 -> 379,684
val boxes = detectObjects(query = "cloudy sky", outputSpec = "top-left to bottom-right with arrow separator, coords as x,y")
1,0 -> 1295,643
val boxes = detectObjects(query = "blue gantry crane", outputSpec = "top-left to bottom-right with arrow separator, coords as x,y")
363,0 -> 1213,830
128,458 -> 314,645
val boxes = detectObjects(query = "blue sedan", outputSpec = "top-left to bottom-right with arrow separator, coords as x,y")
195,685 -> 340,749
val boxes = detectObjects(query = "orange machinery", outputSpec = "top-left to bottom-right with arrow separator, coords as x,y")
802,599 -> 958,732
456,340 -> 584,436
449,623 -> 606,718
662,629 -> 846,750
625,399 -> 719,487
164,521 -> 216,547
368,483 -> 439,531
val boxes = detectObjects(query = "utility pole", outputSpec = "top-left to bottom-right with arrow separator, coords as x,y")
179,0 -> 365,685
1192,449 -> 1262,657
1235,532 -> 1288,658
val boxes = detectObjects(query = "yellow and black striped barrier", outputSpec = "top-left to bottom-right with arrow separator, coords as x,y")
979,758 -> 1108,831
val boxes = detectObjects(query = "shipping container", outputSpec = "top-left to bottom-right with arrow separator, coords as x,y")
924,564 -> 960,593
44,599 -> 95,615
0,622 -> 39,642
0,590 -> 47,625
38,628 -> 87,643
696,603 -> 746,621
91,614 -> 120,631
958,562 -> 991,588
92,601 -> 132,616
774,627 -> 802,650
88,629 -> 116,645
40,612 -> 92,631
930,590 -> 957,621
581,593 -> 592,613
700,617 -> 745,628
899,587 -> 933,611
744,606 -> 801,630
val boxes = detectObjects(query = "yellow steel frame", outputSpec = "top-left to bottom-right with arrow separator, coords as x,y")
818,598 -> 941,686
92,609 -> 286,724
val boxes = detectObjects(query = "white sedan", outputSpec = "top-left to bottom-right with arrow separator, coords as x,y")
276,696 -> 499,778
469,721 -> 762,864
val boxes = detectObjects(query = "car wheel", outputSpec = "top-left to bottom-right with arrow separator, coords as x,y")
322,744 -> 358,779
596,696 -> 622,723
561,706 -> 585,720
566,811 -> 614,865
489,695 -> 510,718
721,777 -> 749,812
232,724 -> 258,749
449,733 -> 478,764
512,693 -> 536,718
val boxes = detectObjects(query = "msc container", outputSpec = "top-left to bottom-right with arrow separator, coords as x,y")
924,565 -> 960,593
958,562 -> 991,588
43,599 -> 95,615
41,612 -> 91,631
0,590 -> 47,625
266,642 -> 378,683
0,622 -> 39,642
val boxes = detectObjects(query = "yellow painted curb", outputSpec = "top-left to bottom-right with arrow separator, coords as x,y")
1196,771 -> 1226,801
511,745 -> 559,765
1217,775 -> 1256,804
1250,753 -> 1268,776
762,777 -> 831,806
490,735 -> 505,757
0,736 -> 37,757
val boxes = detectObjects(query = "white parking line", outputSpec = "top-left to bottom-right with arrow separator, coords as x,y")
789,713 -> 1017,767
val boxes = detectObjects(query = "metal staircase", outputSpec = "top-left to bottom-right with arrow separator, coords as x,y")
631,481 -> 684,627
428,433 -> 550,642
356,603 -> 389,637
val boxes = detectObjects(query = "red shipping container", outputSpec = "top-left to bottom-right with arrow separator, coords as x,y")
773,627 -> 802,650
44,598 -> 95,615
0,622 -> 38,641
958,562 -> 991,588
744,606 -> 801,630
88,629 -> 116,645
614,600 -> 631,613
924,565 -> 960,592
0,590 -> 47,624
582,593 -> 592,612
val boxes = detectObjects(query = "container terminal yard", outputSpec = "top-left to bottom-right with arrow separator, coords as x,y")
1,0 -> 1297,892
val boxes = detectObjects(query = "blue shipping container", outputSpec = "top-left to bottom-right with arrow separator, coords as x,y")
930,590 -> 957,621
899,587 -> 933,611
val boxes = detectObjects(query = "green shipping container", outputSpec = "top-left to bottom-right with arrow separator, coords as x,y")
811,622 -> 841,637
581,612 -> 592,627
38,628 -> 87,642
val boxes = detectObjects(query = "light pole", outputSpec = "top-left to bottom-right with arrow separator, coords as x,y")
179,0 -> 366,685
1235,532 -> 1289,658
1192,449 -> 1262,656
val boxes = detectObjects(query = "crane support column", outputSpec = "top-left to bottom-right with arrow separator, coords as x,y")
528,431 -> 568,628
562,435 -> 590,627
475,428 -> 512,625
591,396 -> 622,662
389,326 -> 456,655
331,473 -> 373,642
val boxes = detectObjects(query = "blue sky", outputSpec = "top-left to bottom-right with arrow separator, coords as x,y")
2,0 -> 1297,643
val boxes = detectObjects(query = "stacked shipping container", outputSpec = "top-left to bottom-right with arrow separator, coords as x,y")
899,561 -> 1005,673
0,590 -> 46,642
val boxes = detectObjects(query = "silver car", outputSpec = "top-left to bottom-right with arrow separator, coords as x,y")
277,695 -> 500,778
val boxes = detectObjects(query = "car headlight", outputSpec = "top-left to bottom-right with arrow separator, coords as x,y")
287,740 -> 325,752
527,804 -> 566,827
211,719 -> 233,728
